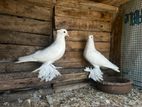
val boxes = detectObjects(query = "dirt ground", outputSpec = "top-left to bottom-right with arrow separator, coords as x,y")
0,84 -> 142,107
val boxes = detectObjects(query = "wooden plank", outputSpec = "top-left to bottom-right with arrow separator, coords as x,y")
0,70 -> 88,91
55,0 -> 118,13
96,0 -> 130,7
55,6 -> 112,22
0,62 -> 41,73
55,16 -> 111,32
110,11 -> 122,67
67,31 -> 110,42
0,15 -> 51,35
0,0 -> 52,21
54,72 -> 88,83
66,41 -> 110,52
0,30 -> 51,46
0,44 -> 42,62
0,72 -> 37,81
24,0 -> 52,7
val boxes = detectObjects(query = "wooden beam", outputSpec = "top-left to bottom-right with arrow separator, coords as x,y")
110,10 -> 123,67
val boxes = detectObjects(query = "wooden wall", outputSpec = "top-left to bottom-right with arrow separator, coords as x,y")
52,0 -> 119,88
0,0 -> 121,91
0,0 -> 53,91
54,0 -> 114,68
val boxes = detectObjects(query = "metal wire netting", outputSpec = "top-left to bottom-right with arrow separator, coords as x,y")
121,0 -> 142,88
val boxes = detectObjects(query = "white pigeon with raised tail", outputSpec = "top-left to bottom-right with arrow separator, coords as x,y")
84,35 -> 120,82
16,29 -> 69,81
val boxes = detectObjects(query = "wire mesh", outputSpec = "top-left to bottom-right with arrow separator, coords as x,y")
121,0 -> 142,88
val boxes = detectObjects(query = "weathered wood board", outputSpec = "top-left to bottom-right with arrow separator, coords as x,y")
0,15 -> 51,35
67,31 -> 110,42
0,69 -> 88,91
96,0 -> 129,7
55,0 -> 118,13
55,16 -> 111,32
0,30 -> 51,46
0,0 -> 52,21
55,6 -> 113,22
66,41 -> 110,52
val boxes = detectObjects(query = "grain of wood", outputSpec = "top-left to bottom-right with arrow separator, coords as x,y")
0,70 -> 88,91
22,0 -> 52,7
67,31 -> 110,42
0,62 -> 41,73
55,0 -> 118,13
0,30 -> 51,46
55,6 -> 112,22
0,44 -> 42,62
0,0 -> 52,21
110,11 -> 122,66
96,0 -> 130,7
0,15 -> 51,35
66,41 -> 110,52
55,16 -> 111,32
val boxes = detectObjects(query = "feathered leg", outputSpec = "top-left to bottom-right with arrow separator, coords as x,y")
84,67 -> 103,82
32,63 -> 61,82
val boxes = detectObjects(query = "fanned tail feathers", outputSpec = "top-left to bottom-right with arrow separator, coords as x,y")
84,67 -> 103,82
32,63 -> 61,81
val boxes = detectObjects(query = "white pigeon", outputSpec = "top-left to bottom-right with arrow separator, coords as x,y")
84,35 -> 120,82
16,29 -> 69,81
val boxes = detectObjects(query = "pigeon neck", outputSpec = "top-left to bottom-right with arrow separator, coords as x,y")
86,39 -> 96,51
55,34 -> 65,43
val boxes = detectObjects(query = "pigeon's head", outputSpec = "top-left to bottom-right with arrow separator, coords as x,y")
57,29 -> 69,37
86,35 -> 95,49
88,35 -> 94,40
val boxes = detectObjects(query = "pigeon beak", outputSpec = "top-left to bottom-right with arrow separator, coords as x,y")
66,34 -> 69,37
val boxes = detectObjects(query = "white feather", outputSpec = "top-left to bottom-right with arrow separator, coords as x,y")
32,63 -> 61,82
16,29 -> 69,81
84,35 -> 120,81
84,67 -> 103,82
